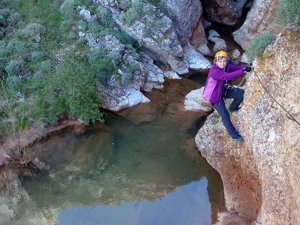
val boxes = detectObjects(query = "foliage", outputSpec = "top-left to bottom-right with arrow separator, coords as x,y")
36,50 -> 104,125
22,23 -> 46,41
88,48 -> 117,85
5,59 -> 26,77
245,33 -> 274,61
119,1 -> 144,24
96,5 -> 114,27
146,0 -> 161,6
276,0 -> 300,26
0,0 -> 145,137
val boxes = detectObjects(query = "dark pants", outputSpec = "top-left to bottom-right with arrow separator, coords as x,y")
213,87 -> 244,139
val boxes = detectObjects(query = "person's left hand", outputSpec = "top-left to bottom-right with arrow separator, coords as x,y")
243,66 -> 252,72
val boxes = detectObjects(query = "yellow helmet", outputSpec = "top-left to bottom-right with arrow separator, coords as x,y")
214,50 -> 228,59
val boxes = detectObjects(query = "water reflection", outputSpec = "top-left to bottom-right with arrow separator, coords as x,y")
0,78 -> 224,225
59,178 -> 211,225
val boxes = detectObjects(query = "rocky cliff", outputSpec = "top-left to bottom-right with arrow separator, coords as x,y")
195,27 -> 300,224
233,0 -> 280,50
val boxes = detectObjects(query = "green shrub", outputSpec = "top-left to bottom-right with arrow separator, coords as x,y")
276,0 -> 300,26
36,50 -> 104,125
245,33 -> 274,61
22,23 -> 46,41
6,12 -> 21,27
146,0 -> 160,6
91,57 -> 117,85
77,19 -> 88,30
7,39 -> 26,54
39,60 -> 53,74
31,51 -> 46,64
119,1 -> 144,25
5,59 -> 26,77
5,76 -> 21,91
58,53 -> 103,124
108,51 -> 123,65
120,0 -> 132,10
96,5 -> 114,27
60,0 -> 77,19
88,18 -> 105,34
0,8 -> 11,19
0,15 -> 5,26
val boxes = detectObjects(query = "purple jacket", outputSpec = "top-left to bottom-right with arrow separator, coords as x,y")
203,64 -> 245,105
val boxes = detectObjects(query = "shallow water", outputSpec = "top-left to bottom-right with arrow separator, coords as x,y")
5,78 -> 224,225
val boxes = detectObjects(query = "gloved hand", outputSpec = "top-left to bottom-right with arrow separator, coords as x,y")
243,66 -> 252,72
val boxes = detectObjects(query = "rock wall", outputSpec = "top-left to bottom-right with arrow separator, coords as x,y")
233,0 -> 280,50
202,0 -> 248,25
162,0 -> 202,45
196,27 -> 300,224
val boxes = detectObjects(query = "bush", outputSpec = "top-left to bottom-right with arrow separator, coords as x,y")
7,39 -> 26,54
39,60 -> 53,74
59,53 -> 103,124
120,0 -> 132,10
91,57 -> 117,85
22,23 -> 46,41
6,12 -> 21,27
0,15 -> 5,26
36,50 -> 104,125
5,59 -> 26,77
5,75 -> 21,91
146,0 -> 160,6
276,0 -> 300,26
60,0 -> 77,19
31,51 -> 46,63
119,1 -> 144,24
245,33 -> 274,61
96,5 -> 114,27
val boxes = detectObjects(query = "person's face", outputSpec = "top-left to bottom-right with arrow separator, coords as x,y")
216,57 -> 227,70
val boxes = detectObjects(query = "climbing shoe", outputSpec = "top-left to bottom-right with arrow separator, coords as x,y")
233,135 -> 244,142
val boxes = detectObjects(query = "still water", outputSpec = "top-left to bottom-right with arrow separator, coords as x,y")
9,79 -> 224,225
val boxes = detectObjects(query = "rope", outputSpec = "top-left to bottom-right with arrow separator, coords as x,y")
252,69 -> 300,127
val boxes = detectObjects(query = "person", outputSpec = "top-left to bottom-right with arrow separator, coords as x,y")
203,50 -> 252,142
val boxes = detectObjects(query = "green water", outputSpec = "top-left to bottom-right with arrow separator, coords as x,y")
12,79 -> 224,225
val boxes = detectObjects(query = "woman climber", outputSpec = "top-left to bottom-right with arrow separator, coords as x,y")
203,50 -> 252,142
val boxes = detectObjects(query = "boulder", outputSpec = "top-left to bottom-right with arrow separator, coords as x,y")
208,30 -> 228,52
164,71 -> 181,79
190,20 -> 211,56
184,87 -> 213,112
102,88 -> 150,112
79,8 -> 92,22
183,46 -> 211,70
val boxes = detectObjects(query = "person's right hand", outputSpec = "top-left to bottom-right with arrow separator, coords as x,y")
243,66 -> 252,72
